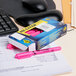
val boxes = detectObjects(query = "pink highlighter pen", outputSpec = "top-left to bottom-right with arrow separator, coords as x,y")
15,46 -> 61,59
25,29 -> 41,37
25,30 -> 35,34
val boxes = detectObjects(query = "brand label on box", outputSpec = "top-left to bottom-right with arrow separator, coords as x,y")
36,23 -> 56,32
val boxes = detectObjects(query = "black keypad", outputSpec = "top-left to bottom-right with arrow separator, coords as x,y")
0,9 -> 18,35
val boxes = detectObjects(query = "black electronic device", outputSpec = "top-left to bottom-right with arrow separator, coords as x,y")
0,0 -> 63,28
22,0 -> 47,12
0,0 -> 56,18
0,9 -> 18,35
16,10 -> 63,27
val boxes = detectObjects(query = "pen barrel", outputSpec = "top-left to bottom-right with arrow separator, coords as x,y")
34,46 -> 61,55
31,31 -> 41,37
25,30 -> 35,34
15,51 -> 34,59
15,46 -> 61,59
48,46 -> 61,52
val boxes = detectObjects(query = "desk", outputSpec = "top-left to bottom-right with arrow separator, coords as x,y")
12,0 -> 76,76
54,0 -> 76,76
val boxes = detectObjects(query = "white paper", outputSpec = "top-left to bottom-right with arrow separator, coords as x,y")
0,36 -> 72,76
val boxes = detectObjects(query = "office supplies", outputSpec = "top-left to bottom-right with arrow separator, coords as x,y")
0,36 -> 72,76
25,29 -> 43,37
0,9 -> 18,35
16,10 -> 63,26
62,0 -> 72,24
15,46 -> 61,59
0,0 -> 56,18
7,29 -> 42,50
7,44 -> 18,50
9,18 -> 67,51
22,0 -> 47,12
7,44 -> 14,50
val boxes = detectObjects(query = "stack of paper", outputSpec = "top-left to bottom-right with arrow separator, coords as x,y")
0,36 -> 72,76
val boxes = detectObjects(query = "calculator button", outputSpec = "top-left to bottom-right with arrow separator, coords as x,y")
7,22 -> 16,29
1,22 -> 6,25
3,24 -> 9,28
5,27 -> 10,31
0,28 -> 4,32
0,18 -> 4,22
11,26 -> 16,30
2,16 -> 10,22
7,21 -> 12,25
0,25 -> 3,29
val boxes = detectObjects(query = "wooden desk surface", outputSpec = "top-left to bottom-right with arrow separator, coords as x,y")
12,0 -> 76,76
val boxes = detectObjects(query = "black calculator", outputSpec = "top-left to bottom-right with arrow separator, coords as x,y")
0,9 -> 18,35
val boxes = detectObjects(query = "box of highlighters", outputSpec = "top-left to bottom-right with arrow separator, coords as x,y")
8,17 -> 67,51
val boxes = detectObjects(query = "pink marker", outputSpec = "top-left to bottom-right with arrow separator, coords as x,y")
31,31 -> 41,37
25,30 -> 35,34
7,44 -> 15,50
25,29 -> 43,37
15,46 -> 61,59
7,44 -> 19,50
